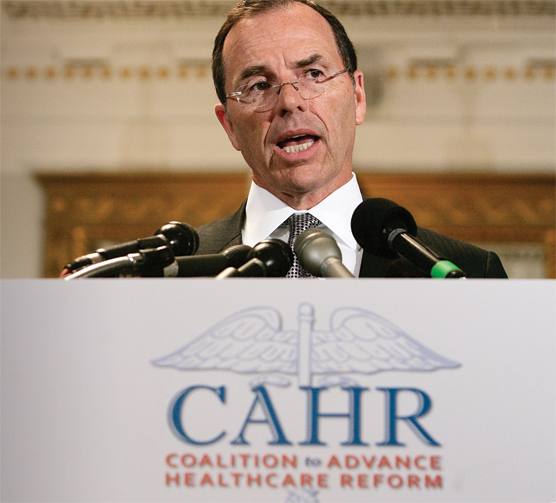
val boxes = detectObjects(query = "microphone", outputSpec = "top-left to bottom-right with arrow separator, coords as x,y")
163,244 -> 252,277
63,245 -> 175,279
62,221 -> 199,275
351,198 -> 467,278
294,228 -> 354,278
216,239 -> 293,278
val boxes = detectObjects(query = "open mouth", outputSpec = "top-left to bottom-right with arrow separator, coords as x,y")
277,134 -> 319,153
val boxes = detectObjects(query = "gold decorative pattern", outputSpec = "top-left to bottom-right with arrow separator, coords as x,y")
36,172 -> 251,277
3,64 -> 555,82
547,230 -> 556,278
2,0 -> 554,19
36,172 -> 555,278
2,64 -> 213,81
358,173 -> 555,278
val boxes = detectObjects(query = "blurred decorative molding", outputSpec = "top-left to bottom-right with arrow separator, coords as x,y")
2,0 -> 554,19
36,172 -> 555,278
4,63 -> 555,82
3,63 -> 213,81
36,172 -> 251,277
1,0 -> 233,18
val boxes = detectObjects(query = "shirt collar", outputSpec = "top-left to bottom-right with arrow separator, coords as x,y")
243,173 -> 363,249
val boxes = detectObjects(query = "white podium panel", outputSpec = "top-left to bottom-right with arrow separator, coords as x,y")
1,279 -> 554,503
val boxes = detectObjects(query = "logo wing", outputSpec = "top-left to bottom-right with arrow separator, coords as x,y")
152,306 -> 298,374
311,307 -> 460,375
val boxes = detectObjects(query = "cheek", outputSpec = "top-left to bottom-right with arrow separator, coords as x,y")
233,118 -> 272,161
323,108 -> 354,150
318,91 -> 357,140
336,99 -> 358,143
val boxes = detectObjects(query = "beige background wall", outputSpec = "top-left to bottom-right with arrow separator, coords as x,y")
1,0 -> 555,278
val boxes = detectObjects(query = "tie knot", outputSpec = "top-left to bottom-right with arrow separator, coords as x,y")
285,213 -> 321,278
287,213 -> 321,241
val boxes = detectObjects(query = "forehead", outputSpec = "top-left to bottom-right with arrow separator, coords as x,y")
222,3 -> 342,83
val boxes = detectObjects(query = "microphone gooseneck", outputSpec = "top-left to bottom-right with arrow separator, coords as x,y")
63,246 -> 175,279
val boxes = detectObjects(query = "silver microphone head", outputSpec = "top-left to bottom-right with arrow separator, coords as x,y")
294,228 -> 343,277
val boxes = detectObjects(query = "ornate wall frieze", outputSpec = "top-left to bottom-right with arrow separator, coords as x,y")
3,62 -> 555,82
1,0 -> 233,18
36,172 -> 555,278
2,63 -> 212,81
2,0 -> 554,19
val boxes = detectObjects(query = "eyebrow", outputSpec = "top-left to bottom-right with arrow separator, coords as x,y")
295,54 -> 323,68
239,65 -> 268,82
237,54 -> 325,83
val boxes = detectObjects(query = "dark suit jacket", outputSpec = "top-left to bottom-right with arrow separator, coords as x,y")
195,202 -> 508,278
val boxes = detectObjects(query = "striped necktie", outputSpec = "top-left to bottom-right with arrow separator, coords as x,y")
285,213 -> 322,278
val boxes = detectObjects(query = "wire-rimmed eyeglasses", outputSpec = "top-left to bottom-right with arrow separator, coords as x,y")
225,68 -> 350,112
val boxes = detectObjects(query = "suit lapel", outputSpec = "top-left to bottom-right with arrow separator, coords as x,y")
359,250 -> 394,278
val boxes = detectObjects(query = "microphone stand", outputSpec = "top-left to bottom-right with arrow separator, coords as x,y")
388,229 -> 467,279
63,246 -> 174,280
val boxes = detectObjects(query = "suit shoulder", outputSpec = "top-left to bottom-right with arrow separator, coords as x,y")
195,203 -> 246,254
416,227 -> 507,278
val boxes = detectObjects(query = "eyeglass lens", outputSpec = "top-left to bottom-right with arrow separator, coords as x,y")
232,69 -> 348,112
256,75 -> 327,111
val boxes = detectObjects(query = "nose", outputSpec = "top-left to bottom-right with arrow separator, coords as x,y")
276,80 -> 299,94
274,81 -> 306,115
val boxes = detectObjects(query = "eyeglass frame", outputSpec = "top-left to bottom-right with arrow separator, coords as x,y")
225,67 -> 351,111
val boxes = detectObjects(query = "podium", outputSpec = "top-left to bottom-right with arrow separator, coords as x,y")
1,279 -> 554,502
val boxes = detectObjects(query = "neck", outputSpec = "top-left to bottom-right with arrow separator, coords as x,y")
253,173 -> 353,211
274,190 -> 331,210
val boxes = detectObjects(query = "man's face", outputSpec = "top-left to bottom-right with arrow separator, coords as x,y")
215,2 -> 366,209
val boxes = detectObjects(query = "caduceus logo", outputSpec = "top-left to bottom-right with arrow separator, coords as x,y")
152,303 -> 459,388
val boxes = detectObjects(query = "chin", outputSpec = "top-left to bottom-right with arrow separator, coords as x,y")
277,172 -> 324,193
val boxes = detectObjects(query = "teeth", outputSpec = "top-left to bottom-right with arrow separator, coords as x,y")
283,140 -> 314,153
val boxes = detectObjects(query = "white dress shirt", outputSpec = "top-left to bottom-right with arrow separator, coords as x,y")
242,173 -> 364,276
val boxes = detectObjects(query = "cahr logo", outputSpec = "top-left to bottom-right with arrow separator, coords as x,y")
153,304 -> 457,497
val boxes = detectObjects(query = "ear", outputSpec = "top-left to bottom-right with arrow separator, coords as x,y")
352,70 -> 367,125
215,103 -> 241,151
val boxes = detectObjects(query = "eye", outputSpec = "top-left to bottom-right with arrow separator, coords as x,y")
305,68 -> 325,81
247,81 -> 272,94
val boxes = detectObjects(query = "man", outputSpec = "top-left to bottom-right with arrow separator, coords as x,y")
196,0 -> 507,278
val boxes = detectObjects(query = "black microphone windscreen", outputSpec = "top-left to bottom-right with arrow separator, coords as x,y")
172,244 -> 252,277
351,198 -> 417,258
155,222 -> 199,256
222,244 -> 253,269
244,239 -> 293,277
